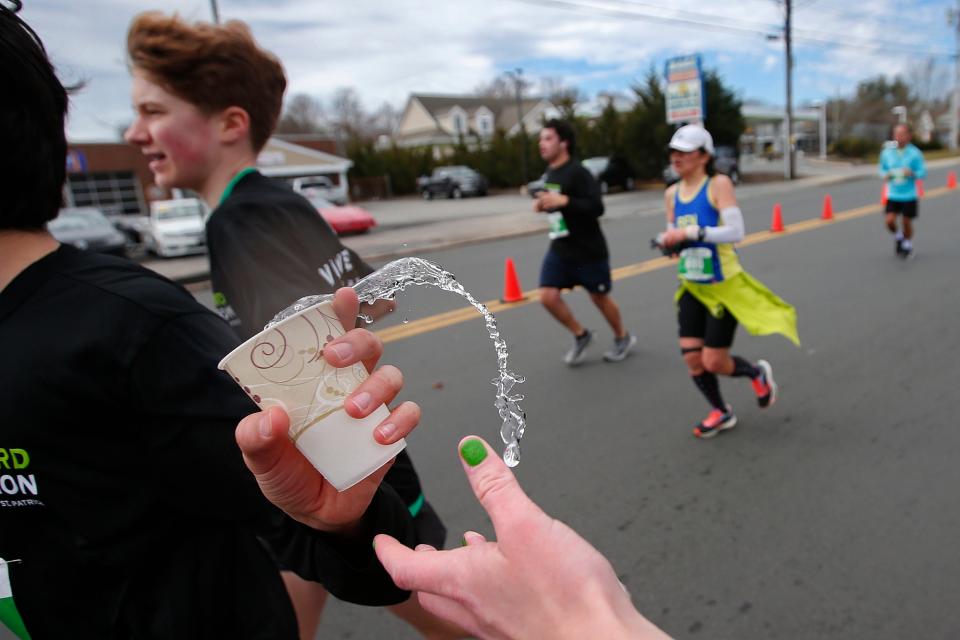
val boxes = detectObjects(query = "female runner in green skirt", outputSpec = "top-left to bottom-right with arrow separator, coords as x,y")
657,124 -> 799,439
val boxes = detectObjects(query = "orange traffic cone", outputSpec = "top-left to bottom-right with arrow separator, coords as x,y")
501,257 -> 525,303
821,194 -> 834,221
770,203 -> 784,232
948,171 -> 957,189
917,179 -> 925,198
881,183 -> 888,205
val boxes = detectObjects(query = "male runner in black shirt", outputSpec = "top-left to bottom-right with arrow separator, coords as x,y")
534,119 -> 636,365
123,12 -> 459,638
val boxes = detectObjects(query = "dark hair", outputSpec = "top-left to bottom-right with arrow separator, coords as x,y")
127,12 -> 286,152
0,0 -> 69,230
704,152 -> 716,177
543,118 -> 576,156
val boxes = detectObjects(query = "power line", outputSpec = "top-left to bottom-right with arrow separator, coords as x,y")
509,0 -> 953,58
617,0 -> 946,56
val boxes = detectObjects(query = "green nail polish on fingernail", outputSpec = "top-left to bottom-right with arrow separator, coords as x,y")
460,535 -> 467,547
459,439 -> 487,467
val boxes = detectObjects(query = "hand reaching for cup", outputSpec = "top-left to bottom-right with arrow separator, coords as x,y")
374,436 -> 670,640
234,287 -> 420,533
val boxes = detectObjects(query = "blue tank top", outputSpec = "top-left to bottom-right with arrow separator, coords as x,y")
672,178 -> 742,283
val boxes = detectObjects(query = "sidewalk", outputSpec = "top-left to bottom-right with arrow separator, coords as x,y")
144,156 -> 959,285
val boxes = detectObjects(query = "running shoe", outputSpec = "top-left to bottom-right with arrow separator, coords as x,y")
603,332 -> 637,362
900,241 -> 914,260
563,329 -> 593,365
752,359 -> 778,408
895,238 -> 904,257
693,405 -> 737,439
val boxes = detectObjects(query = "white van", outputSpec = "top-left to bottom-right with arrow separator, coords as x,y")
145,198 -> 207,258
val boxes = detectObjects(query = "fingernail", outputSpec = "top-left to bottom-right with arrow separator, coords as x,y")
372,538 -> 377,549
376,422 -> 397,441
460,535 -> 467,547
459,439 -> 487,467
329,342 -> 353,360
352,392 -> 372,412
258,412 -> 272,439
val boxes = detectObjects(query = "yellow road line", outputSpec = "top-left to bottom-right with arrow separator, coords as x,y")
377,186 -> 953,344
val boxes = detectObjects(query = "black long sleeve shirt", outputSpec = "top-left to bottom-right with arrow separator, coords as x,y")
543,159 -> 608,262
0,246 -> 415,639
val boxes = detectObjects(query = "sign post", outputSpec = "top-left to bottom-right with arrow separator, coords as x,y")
665,55 -> 705,125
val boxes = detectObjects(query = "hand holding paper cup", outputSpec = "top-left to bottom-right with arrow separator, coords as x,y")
220,296 -> 406,491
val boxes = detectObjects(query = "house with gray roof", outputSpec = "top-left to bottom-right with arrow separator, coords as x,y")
394,93 -> 558,150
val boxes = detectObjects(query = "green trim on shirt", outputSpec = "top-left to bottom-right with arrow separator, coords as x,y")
407,493 -> 425,518
219,167 -> 259,206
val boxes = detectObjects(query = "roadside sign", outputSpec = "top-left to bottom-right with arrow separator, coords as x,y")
665,55 -> 705,125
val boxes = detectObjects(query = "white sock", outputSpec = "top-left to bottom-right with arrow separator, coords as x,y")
894,230 -> 904,241
901,238 -> 913,250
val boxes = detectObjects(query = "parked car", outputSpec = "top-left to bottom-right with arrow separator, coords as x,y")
48,207 -> 129,256
305,194 -> 377,235
582,156 -> 635,193
144,198 -> 207,258
291,175 -> 347,205
420,166 -> 488,199
662,144 -> 741,186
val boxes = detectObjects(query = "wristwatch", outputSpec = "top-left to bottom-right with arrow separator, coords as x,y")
697,226 -> 707,242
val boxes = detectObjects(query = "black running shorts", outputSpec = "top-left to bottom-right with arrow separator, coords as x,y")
539,248 -> 612,294
677,290 -> 738,348
885,199 -> 918,219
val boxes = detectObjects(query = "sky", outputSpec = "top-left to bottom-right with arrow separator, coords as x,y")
21,0 -> 957,141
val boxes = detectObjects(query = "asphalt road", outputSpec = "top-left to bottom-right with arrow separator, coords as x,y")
303,166 -> 960,639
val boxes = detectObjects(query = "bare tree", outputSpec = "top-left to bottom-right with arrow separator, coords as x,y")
539,75 -> 580,104
368,101 -> 401,137
474,76 -> 516,99
276,93 -> 326,134
329,87 -> 369,140
906,57 -> 948,107
535,75 -> 579,118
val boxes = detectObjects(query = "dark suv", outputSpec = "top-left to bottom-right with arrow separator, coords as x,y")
662,145 -> 740,186
582,156 -> 635,193
419,166 -> 488,199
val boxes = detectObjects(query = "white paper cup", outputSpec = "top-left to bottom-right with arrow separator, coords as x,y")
218,299 -> 406,491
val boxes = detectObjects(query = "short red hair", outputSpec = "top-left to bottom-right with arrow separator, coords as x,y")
127,12 -> 286,152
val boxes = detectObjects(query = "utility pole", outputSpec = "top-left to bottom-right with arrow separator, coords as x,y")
507,68 -> 528,186
210,0 -> 221,24
783,0 -> 795,179
949,1 -> 960,150
818,101 -> 827,160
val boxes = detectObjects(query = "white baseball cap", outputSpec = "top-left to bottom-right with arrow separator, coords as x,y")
668,124 -> 715,155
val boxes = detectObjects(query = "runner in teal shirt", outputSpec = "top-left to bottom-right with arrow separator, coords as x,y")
878,123 -> 926,258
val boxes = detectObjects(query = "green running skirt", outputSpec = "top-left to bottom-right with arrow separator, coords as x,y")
676,271 -> 800,346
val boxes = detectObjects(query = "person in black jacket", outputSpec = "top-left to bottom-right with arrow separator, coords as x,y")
122,12 -> 460,639
0,5 -> 421,637
534,119 -> 636,366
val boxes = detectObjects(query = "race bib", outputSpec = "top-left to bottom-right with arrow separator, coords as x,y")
678,246 -> 715,282
547,212 -> 569,239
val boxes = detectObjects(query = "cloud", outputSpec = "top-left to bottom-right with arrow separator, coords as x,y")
21,0 -> 953,140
